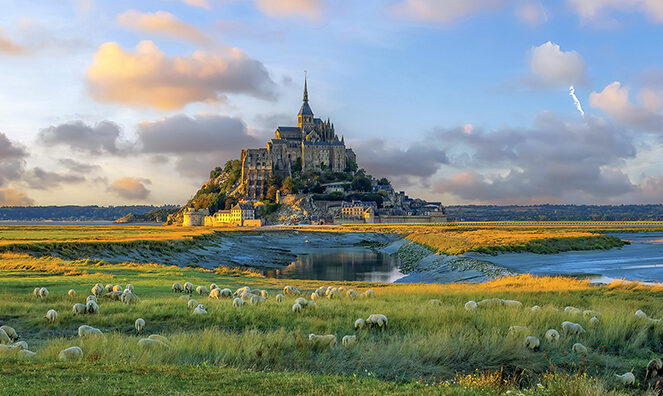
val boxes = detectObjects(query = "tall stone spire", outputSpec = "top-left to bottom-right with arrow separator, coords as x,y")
303,71 -> 309,103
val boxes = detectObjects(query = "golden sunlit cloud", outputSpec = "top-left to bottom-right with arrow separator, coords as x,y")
179,0 -> 210,9
254,0 -> 322,19
0,28 -> 23,55
117,10 -> 210,45
107,177 -> 151,200
86,41 -> 276,109
0,188 -> 34,206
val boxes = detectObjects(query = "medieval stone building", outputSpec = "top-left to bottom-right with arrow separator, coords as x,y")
241,78 -> 356,199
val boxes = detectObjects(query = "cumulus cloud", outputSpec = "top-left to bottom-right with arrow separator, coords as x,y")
0,28 -> 23,55
86,41 -> 276,109
107,177 -> 151,200
253,0 -> 322,19
24,168 -> 86,190
117,10 -> 211,45
390,0 -> 508,25
566,0 -> 663,23
0,188 -> 34,206
39,120 -> 122,154
589,81 -> 663,132
529,41 -> 586,86
58,158 -> 102,174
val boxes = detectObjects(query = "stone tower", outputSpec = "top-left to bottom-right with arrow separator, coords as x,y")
297,76 -> 314,131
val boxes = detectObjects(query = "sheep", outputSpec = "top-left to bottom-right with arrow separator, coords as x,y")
104,291 -> 122,301
562,321 -> 585,336
172,282 -> 184,293
113,285 -> 123,292
530,305 -> 542,312
339,286 -> 348,294
240,292 -> 256,302
325,287 -> 338,296
545,329 -> 560,343
342,335 -> 357,347
38,287 -> 49,299
260,290 -> 269,299
72,303 -> 86,315
68,289 -> 77,298
138,338 -> 169,349
316,286 -> 328,295
249,295 -> 265,305
86,295 -> 97,303
135,318 -> 145,334
46,309 -> 58,323
284,286 -> 301,296
347,289 -> 359,300
187,299 -> 198,309
19,350 -> 36,359
635,309 -> 649,320
294,297 -> 308,307
220,288 -> 232,298
234,286 -> 251,296
583,309 -> 600,318
184,282 -> 194,294
122,290 -> 138,305
366,314 -> 388,330
78,325 -> 103,337
477,298 -> 504,307
275,293 -> 285,303
429,299 -> 443,306
193,304 -> 207,315
589,316 -> 600,327
10,341 -> 28,351
292,303 -> 302,313
572,343 -> 588,355
362,289 -> 376,298
210,283 -> 218,291
308,333 -> 337,348
209,288 -> 222,300
105,284 -> 114,293
126,284 -> 134,292
614,372 -> 635,386
311,292 -> 318,301
92,284 -> 104,297
196,286 -> 210,296
524,336 -> 540,350
33,287 -> 40,297
354,318 -> 366,330
646,359 -> 663,383
308,300 -> 317,308
503,300 -> 523,308
1,326 -> 18,342
58,346 -> 83,362
465,301 -> 478,311
85,300 -> 99,314
508,326 -> 529,337
564,306 -> 581,315
148,334 -> 169,344
327,289 -> 340,300
233,297 -> 246,308
0,329 -> 11,345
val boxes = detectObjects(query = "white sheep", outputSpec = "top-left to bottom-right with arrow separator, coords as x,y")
1,326 -> 18,342
583,309 -> 600,318
614,372 -> 635,386
122,290 -> 137,305
148,334 -> 169,344
508,326 -> 529,337
38,287 -> 49,298
354,318 -> 366,330
366,314 -> 388,330
308,300 -> 317,308
193,304 -> 207,315
530,305 -> 542,313
327,289 -> 340,300
11,341 -> 28,351
138,338 -> 169,349
503,300 -> 523,308
347,289 -> 359,300
126,284 -> 134,292
545,329 -> 560,343
72,303 -> 86,316
46,309 -> 58,323
184,282 -> 194,294
562,321 -> 585,336
294,297 -> 308,307
78,325 -> 103,337
284,285 -> 301,296
33,287 -> 40,297
220,288 -> 232,298
275,293 -> 285,303
524,336 -> 540,350
58,346 -> 83,361
232,298 -> 246,307
465,301 -> 478,311
339,286 -> 348,293
113,285 -> 123,293
572,343 -> 588,355
308,333 -> 337,347
249,295 -> 265,305
310,292 -> 318,301
325,287 -> 337,296
105,284 -> 114,293
589,316 -> 600,327
85,300 -> 99,314
362,289 -> 376,298
342,335 -> 357,347
564,306 -> 581,315
234,286 -> 251,296
91,284 -> 104,297
292,302 -> 302,313
172,282 -> 184,293
635,309 -> 649,320
0,329 -> 11,345
86,295 -> 97,303
68,289 -> 77,298
105,291 -> 122,301
209,288 -> 222,300
260,290 -> 269,298
210,283 -> 218,291
429,299 -> 442,306
135,318 -> 145,334
187,299 -> 198,309
196,286 -> 210,295
477,298 -> 504,307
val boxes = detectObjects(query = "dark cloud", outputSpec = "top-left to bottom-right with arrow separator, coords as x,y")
354,138 -> 448,180
107,177 -> 151,200
58,158 -> 102,174
0,132 -> 28,186
24,167 -> 86,190
39,120 -> 122,154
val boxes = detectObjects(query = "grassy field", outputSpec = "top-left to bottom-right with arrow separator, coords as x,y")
0,252 -> 661,394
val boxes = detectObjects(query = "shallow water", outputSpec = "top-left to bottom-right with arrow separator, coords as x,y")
466,232 -> 663,283
263,248 -> 404,282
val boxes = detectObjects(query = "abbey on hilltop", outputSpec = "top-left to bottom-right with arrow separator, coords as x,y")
240,77 -> 356,199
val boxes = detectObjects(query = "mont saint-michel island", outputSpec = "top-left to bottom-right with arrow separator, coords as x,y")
3,2 -> 663,395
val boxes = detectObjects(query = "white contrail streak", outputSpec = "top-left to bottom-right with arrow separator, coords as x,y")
569,85 -> 585,118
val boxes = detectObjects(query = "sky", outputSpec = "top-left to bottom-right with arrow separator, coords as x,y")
0,0 -> 663,206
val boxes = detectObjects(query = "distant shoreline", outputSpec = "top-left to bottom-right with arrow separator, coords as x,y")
0,220 -> 162,226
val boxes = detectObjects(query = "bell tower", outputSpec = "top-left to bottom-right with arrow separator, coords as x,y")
297,72 -> 314,131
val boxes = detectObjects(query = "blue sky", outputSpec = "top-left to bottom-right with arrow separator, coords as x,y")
0,0 -> 662,206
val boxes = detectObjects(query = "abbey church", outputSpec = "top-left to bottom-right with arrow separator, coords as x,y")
240,78 -> 356,199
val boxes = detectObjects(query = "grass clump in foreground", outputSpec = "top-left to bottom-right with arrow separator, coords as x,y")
1,253 -> 662,394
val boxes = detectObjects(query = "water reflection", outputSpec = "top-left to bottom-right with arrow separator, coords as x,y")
263,248 -> 403,282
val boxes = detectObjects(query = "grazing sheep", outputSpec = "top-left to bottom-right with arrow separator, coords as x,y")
572,343 -> 588,355
429,299 -> 442,306
308,300 -> 317,308
0,329 -> 11,344
78,325 -> 103,337
86,295 -> 97,303
294,297 -> 308,306
342,335 -> 357,347
362,289 -> 376,298
58,346 -> 83,362
172,282 -> 184,293
11,341 -> 28,351
92,284 -> 104,297
465,301 -> 478,311
503,300 -> 523,308
234,286 -> 251,296
38,287 -> 49,299
219,288 -> 232,298
193,304 -> 207,315
275,294 -> 285,303
354,318 -> 366,330
126,284 -> 134,292
339,286 -> 348,294
33,287 -> 40,297
233,297 -> 246,308
105,284 -> 114,293
187,299 -> 198,309
545,329 -> 560,343
122,291 -> 137,305
366,314 -> 388,330
19,350 -> 36,359
589,316 -> 600,327
113,285 -> 123,293
210,283 -> 218,291
196,286 -> 210,295
317,286 -> 328,295
184,282 -> 194,294
72,303 -> 86,315
311,292 -> 318,301
46,309 -> 58,323
347,289 -> 359,300
614,372 -> 635,386
104,291 -> 122,301
292,302 -> 302,313
564,306 -> 581,315
209,288 -> 222,300
524,336 -> 540,350
583,309 -> 600,318
138,338 -> 169,349
530,305 -> 542,312
327,289 -> 340,300
1,326 -> 18,342
135,318 -> 145,334
635,309 -> 649,320
508,326 -> 529,337
86,300 -> 99,314
325,287 -> 338,296
240,292 -> 256,302
284,286 -> 301,296
249,295 -> 265,305
260,290 -> 269,299
68,289 -> 77,298
308,333 -> 337,348
477,298 -> 504,307
562,321 -> 585,336
148,334 -> 169,344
